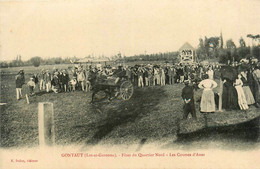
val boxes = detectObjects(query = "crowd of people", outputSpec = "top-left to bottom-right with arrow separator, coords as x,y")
15,60 -> 260,118
15,63 -> 218,97
181,60 -> 260,120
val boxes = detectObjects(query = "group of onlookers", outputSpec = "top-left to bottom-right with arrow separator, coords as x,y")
15,60 -> 260,113
181,61 -> 260,120
118,63 -> 219,89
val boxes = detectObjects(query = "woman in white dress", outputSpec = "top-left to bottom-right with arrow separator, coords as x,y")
234,74 -> 248,110
207,66 -> 214,80
198,74 -> 218,113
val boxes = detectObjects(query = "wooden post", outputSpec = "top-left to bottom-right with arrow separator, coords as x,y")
38,102 -> 55,147
218,78 -> 223,112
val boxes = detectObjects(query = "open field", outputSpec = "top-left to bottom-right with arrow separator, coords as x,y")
0,65 -> 260,150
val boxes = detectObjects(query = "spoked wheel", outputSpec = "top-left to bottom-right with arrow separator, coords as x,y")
120,81 -> 134,100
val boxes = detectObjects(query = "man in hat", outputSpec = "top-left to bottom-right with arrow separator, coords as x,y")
181,80 -> 197,120
15,69 -> 25,100
51,72 -> 60,93
44,70 -> 52,92
61,70 -> 69,92
39,69 -> 46,91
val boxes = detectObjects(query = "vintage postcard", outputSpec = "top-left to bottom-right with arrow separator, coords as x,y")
0,0 -> 260,168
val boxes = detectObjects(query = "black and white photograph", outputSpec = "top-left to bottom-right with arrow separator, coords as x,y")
0,0 -> 260,168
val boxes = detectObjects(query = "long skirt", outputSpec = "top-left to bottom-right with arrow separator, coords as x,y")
222,84 -> 239,110
242,86 -> 255,105
235,86 -> 248,110
200,89 -> 215,112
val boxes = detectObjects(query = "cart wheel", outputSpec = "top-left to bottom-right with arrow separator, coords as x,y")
120,81 -> 134,100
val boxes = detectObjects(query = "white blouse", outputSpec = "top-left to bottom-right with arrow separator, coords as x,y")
198,79 -> 217,90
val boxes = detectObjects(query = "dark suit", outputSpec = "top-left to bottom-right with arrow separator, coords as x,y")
181,85 -> 196,119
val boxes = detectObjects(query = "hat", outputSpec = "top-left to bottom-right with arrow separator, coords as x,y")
184,80 -> 190,84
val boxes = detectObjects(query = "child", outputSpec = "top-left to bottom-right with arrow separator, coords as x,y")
25,77 -> 36,104
69,77 -> 77,92
181,80 -> 197,120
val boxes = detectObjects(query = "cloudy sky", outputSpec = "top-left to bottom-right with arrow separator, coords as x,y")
0,0 -> 260,61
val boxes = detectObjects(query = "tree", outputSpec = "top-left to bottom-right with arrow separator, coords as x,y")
236,37 -> 249,61
247,34 -> 260,44
239,37 -> 246,48
30,56 -> 41,67
226,39 -> 237,62
207,37 -> 220,57
218,48 -> 229,64
226,39 -> 236,49
237,47 -> 250,61
196,38 -> 207,61
252,45 -> 260,60
220,32 -> 224,49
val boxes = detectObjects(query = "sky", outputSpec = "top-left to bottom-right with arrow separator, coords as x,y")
0,0 -> 260,61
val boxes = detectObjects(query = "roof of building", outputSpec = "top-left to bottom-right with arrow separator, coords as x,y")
179,42 -> 195,51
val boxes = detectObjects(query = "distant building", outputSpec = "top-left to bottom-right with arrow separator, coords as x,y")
178,42 -> 195,64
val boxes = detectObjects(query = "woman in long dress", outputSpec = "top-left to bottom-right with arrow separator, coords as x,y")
252,67 -> 260,107
240,71 -> 255,105
198,74 -> 218,113
234,74 -> 249,110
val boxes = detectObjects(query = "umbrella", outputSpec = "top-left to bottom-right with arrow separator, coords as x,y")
237,64 -> 250,72
220,65 -> 238,81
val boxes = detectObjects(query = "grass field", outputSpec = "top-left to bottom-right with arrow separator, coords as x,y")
0,65 -> 260,150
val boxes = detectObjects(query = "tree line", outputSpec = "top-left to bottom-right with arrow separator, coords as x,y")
1,34 -> 259,68
196,34 -> 260,63
0,56 -> 78,68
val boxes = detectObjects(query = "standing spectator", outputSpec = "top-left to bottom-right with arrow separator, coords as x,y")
240,71 -> 255,105
148,67 -> 153,86
69,77 -> 77,92
51,72 -> 60,93
77,67 -> 86,91
45,70 -> 52,93
234,74 -> 248,110
252,66 -> 260,107
207,66 -> 214,80
168,67 -> 175,85
32,73 -> 38,85
160,67 -> 166,86
61,70 -> 69,92
15,69 -> 25,100
38,69 -> 45,91
144,67 -> 149,86
126,66 -> 132,81
165,66 -> 169,84
85,69 -> 91,92
222,78 -> 239,110
198,74 -> 218,113
137,66 -> 144,87
153,67 -> 160,85
178,66 -> 184,83
181,80 -> 197,120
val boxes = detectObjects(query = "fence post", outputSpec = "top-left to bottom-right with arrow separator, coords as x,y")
38,102 -> 55,147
